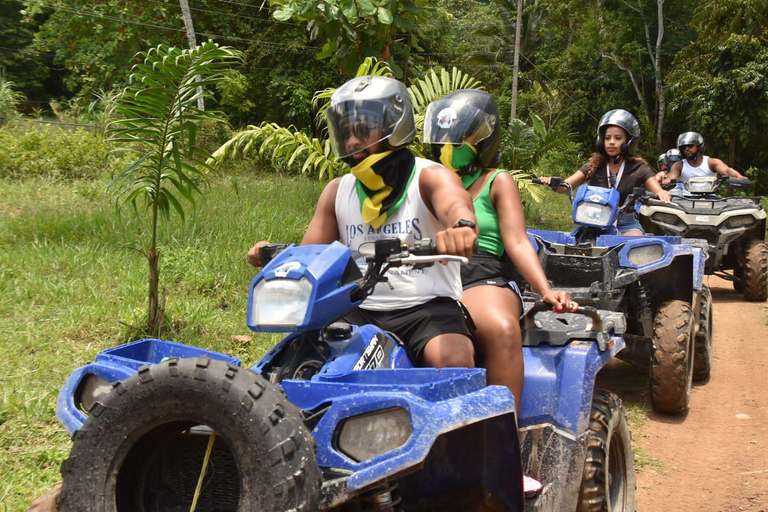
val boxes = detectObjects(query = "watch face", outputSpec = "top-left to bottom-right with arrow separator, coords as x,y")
454,219 -> 477,229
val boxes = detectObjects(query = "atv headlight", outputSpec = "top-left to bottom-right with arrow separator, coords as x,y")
627,244 -> 664,266
725,215 -> 755,228
337,408 -> 412,462
651,212 -> 681,226
575,202 -> 612,226
251,277 -> 312,327
76,373 -> 112,414
687,180 -> 717,193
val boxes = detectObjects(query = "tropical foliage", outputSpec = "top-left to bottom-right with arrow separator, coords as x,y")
213,57 -> 547,198
109,41 -> 242,335
269,0 -> 433,76
0,71 -> 25,119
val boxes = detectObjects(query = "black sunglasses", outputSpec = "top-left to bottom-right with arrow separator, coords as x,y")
342,123 -> 372,141
681,144 -> 696,149
609,174 -> 618,187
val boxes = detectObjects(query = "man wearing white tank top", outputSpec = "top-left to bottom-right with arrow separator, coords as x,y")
664,131 -> 743,184
248,76 -> 479,369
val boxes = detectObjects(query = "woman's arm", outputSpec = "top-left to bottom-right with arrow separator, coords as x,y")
644,175 -> 672,203
491,172 -> 575,310
538,169 -> 586,193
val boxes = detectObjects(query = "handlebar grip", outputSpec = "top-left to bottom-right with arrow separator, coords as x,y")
410,239 -> 480,256
525,301 -> 598,320
259,243 -> 288,266
411,238 -> 436,256
532,176 -> 565,192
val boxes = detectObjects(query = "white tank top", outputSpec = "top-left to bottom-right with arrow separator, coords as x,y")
335,157 -> 462,311
681,156 -> 714,182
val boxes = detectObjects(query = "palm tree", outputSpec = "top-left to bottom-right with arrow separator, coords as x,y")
109,41 -> 242,336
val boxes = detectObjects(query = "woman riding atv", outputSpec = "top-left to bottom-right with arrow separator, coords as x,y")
540,109 -> 671,235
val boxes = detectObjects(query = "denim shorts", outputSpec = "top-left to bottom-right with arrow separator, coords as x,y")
617,212 -> 645,235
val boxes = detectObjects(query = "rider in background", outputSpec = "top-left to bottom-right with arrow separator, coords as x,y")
248,75 -> 479,370
422,89 -> 576,415
539,109 -> 671,235
663,131 -> 744,185
654,152 -> 669,183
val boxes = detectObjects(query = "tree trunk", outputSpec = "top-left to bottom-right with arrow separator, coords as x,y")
652,0 -> 665,146
510,0 -> 524,126
179,0 -> 205,111
147,247 -> 163,336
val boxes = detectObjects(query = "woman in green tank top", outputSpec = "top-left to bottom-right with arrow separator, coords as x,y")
423,90 -> 576,414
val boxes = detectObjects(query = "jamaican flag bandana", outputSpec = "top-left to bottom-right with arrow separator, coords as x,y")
352,148 -> 417,229
439,143 -> 483,189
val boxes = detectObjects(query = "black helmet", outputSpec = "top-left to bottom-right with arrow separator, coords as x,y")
677,132 -> 704,157
665,148 -> 683,164
422,89 -> 501,169
596,109 -> 640,156
327,75 -> 416,163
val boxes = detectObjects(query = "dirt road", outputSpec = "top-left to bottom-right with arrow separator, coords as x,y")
601,276 -> 768,511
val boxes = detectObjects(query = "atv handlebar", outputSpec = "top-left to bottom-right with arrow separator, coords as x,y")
532,177 -> 574,201
525,301 -> 598,320
525,301 -> 616,335
352,238 -> 473,302
662,176 -> 752,192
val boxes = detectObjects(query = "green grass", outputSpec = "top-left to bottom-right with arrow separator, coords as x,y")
0,173 -> 322,510
523,190 -> 574,232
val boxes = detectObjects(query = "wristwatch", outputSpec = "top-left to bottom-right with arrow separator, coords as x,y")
452,219 -> 477,231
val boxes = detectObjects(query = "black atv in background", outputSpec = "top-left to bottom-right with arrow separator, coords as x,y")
639,176 -> 767,301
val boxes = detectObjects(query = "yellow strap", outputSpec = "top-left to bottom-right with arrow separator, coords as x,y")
189,430 -> 217,512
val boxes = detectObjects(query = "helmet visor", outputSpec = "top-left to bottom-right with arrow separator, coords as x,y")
327,100 -> 396,160
423,100 -> 496,146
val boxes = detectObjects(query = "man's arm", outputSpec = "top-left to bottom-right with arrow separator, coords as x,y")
302,178 -> 341,245
709,158 -> 744,178
246,178 -> 340,267
663,161 -> 683,184
419,164 -> 477,258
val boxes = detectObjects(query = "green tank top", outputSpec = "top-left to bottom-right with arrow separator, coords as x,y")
474,169 -> 506,258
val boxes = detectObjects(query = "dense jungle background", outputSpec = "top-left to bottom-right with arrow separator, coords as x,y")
1,0 -> 767,183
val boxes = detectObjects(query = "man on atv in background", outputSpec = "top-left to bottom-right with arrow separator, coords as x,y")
248,75 -> 483,371
663,131 -> 744,185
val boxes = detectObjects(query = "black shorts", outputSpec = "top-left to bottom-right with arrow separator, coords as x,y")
342,297 -> 473,365
461,252 -> 524,314
461,252 -> 515,288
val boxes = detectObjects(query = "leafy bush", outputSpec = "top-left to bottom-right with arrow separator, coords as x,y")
0,124 -> 115,179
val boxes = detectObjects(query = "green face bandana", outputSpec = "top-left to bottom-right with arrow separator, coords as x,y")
439,143 -> 477,173
439,143 -> 483,188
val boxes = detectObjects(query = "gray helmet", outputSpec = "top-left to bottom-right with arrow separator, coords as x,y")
326,75 -> 416,163
665,148 -> 683,164
423,89 -> 501,169
658,153 -> 668,166
677,132 -> 704,157
596,109 -> 640,156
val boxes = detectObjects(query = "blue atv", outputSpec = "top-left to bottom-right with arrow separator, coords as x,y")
529,178 -> 709,414
55,238 -> 636,511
